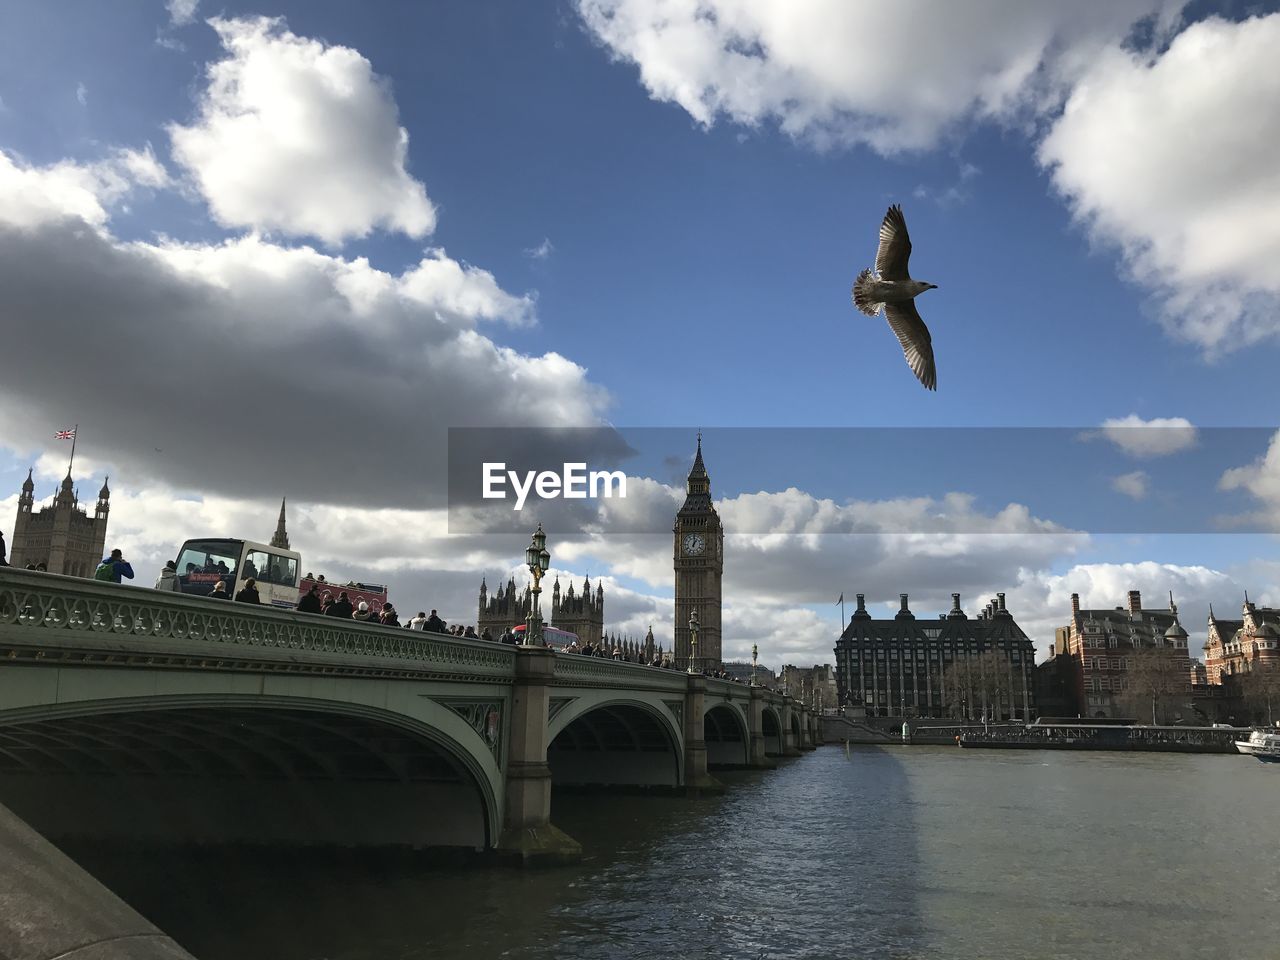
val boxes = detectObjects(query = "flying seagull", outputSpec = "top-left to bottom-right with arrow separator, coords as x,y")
851,204 -> 939,390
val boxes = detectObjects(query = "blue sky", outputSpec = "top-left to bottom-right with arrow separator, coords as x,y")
2,1 -> 1280,665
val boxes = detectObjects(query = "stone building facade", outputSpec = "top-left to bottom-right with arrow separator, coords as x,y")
478,574 -> 605,647
674,437 -> 723,671
833,592 -> 1037,719
10,469 -> 110,577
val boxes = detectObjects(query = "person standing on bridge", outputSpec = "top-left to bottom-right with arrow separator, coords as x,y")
424,609 -> 447,633
325,591 -> 354,619
0,527 -> 8,566
94,548 -> 134,584
296,584 -> 322,614
154,560 -> 180,591
235,577 -> 261,604
209,580 -> 231,600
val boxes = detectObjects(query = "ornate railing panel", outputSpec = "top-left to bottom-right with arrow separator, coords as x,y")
0,569 -> 515,682
551,653 -> 690,691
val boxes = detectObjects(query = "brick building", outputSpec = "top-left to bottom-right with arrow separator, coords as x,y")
1058,590 -> 1192,719
1203,599 -> 1280,683
833,592 -> 1037,720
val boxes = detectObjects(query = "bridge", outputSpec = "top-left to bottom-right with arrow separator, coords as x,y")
0,568 -> 817,864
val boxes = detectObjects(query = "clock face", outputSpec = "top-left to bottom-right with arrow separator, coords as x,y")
682,533 -> 706,556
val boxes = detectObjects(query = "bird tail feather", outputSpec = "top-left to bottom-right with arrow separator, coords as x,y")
851,268 -> 882,317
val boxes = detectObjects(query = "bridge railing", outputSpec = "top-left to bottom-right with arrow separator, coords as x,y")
0,568 -> 515,680
551,651 -> 690,691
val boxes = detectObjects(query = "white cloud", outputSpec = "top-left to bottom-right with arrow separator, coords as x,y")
0,165 -> 602,509
1097,414 -> 1197,457
575,0 -> 1182,152
524,238 -> 555,260
75,82 -> 87,107
1219,429 -> 1280,529
166,0 -> 199,27
0,146 -> 167,230
1112,470 -> 1149,500
168,16 -> 436,244
1040,13 -> 1280,354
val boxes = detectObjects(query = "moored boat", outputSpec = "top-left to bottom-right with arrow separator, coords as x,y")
1234,729 -> 1280,762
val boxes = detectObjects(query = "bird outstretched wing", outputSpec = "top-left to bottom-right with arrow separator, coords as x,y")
875,204 -> 912,281
883,299 -> 936,390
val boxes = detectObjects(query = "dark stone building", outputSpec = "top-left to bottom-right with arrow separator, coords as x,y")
10,469 -> 110,577
834,592 -> 1037,719
477,574 -> 604,647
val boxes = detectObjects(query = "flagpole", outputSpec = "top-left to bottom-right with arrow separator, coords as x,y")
67,424 -> 78,477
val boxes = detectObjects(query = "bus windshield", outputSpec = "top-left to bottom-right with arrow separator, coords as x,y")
176,539 -> 241,592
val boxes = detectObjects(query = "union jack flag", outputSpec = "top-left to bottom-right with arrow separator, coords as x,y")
54,428 -> 75,440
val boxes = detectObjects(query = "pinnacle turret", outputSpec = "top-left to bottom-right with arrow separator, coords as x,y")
270,497 -> 290,550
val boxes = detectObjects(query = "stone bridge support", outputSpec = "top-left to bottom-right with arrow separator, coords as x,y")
747,686 -> 776,768
780,702 -> 803,757
497,648 -> 581,865
798,706 -> 813,750
683,674 -> 723,794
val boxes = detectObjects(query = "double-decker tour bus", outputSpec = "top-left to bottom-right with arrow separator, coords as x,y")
297,575 -> 389,614
174,538 -> 302,608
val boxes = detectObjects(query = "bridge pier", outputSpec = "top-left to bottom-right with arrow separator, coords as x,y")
497,648 -> 582,866
747,686 -> 777,768
780,702 -> 803,757
799,706 -> 816,750
683,674 -> 725,794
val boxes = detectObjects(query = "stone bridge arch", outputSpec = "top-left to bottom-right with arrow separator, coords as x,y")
703,700 -> 750,767
762,705 -> 784,756
0,686 -> 504,852
546,692 -> 684,789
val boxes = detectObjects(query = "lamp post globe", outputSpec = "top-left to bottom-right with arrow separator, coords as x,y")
523,523 -> 550,647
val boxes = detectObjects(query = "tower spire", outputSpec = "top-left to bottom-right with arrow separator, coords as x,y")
270,496 -> 290,549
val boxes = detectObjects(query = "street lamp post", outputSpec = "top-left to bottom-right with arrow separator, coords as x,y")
751,643 -> 759,686
687,609 -> 700,674
523,523 -> 550,647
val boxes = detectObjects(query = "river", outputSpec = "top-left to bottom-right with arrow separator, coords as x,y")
65,745 -> 1278,959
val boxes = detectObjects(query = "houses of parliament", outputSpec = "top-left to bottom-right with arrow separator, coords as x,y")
477,437 -> 725,669
6,468 -> 112,576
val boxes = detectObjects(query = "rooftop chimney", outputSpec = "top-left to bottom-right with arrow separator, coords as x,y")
1071,593 -> 1080,617
895,593 -> 914,619
997,592 -> 1007,612
952,593 -> 961,611
1128,590 -> 1142,615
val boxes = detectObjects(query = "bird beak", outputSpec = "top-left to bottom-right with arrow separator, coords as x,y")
930,284 -> 939,290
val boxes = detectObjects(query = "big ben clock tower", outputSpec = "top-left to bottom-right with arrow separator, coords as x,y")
674,435 -> 723,670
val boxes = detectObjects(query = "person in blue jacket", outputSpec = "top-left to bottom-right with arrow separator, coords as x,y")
94,548 -> 135,583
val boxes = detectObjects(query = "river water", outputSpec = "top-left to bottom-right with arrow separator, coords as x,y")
67,745 -> 1278,960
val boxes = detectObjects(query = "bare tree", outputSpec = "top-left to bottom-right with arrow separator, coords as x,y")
1240,666 -> 1280,726
1126,645 -> 1185,724
972,649 -> 1017,721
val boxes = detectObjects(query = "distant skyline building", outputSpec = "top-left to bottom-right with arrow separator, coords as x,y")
478,574 -> 605,647
10,468 -> 110,576
834,592 -> 1037,719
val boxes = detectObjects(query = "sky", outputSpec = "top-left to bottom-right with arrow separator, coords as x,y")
2,0 -> 1280,669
